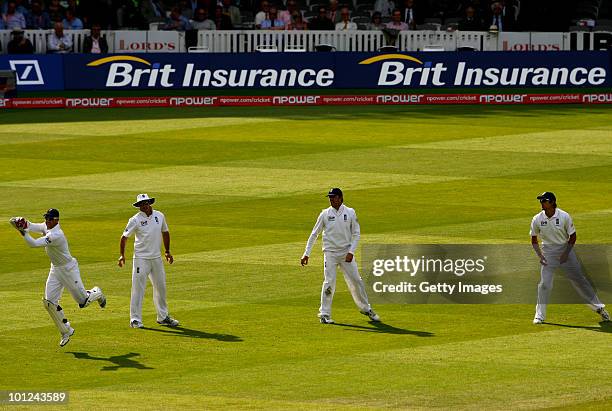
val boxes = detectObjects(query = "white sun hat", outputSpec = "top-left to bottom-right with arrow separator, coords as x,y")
133,193 -> 156,207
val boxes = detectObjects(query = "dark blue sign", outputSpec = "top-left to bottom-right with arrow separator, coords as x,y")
3,51 -> 611,91
0,55 -> 64,91
63,51 -> 612,90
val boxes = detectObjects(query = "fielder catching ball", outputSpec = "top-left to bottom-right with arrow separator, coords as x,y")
9,209 -> 106,347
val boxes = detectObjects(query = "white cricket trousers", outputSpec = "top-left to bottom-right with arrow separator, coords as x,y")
45,258 -> 88,306
535,249 -> 605,320
131,257 -> 169,323
320,251 -> 372,316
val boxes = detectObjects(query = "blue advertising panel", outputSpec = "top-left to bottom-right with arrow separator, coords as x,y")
1,51 -> 609,91
0,55 -> 64,91
63,51 -> 612,90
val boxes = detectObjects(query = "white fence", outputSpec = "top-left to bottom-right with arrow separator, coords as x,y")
1,30 -> 610,54
0,30 -> 102,53
0,30 -> 185,54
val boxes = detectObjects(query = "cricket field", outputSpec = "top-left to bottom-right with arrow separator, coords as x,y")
0,105 -> 611,410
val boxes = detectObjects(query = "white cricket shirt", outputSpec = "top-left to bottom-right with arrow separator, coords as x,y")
304,204 -> 361,256
24,222 -> 73,267
123,210 -> 169,259
530,208 -> 575,250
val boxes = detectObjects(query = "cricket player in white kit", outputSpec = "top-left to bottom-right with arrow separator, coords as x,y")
301,188 -> 380,324
530,192 -> 609,324
9,209 -> 106,347
119,194 -> 179,329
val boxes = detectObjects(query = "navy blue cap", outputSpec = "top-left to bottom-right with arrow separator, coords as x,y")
537,192 -> 556,202
43,208 -> 60,219
326,188 -> 343,197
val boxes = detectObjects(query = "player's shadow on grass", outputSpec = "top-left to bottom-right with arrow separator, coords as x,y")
332,322 -> 433,337
67,352 -> 154,371
543,321 -> 612,334
142,326 -> 243,342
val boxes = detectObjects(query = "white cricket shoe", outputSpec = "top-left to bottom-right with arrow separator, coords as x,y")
361,309 -> 381,322
92,286 -> 107,308
597,307 -> 610,322
157,316 -> 179,327
533,318 -> 544,324
130,320 -> 144,329
82,286 -> 106,308
319,315 -> 334,324
60,327 -> 75,347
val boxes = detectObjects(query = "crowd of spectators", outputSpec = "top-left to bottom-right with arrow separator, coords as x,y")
0,0 -> 610,33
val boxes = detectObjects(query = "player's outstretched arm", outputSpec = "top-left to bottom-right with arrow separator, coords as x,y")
23,233 -> 51,248
27,220 -> 47,233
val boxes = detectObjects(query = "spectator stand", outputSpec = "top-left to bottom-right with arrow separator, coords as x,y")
2,30 -> 612,54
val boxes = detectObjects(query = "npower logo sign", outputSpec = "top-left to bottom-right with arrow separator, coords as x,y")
359,54 -> 608,87
87,55 -> 335,88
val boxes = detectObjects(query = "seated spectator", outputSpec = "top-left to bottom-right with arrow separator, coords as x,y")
254,1 -> 270,29
191,7 -> 216,30
400,0 -> 417,30
187,0 -> 199,13
7,27 -> 34,54
308,6 -> 335,30
62,9 -> 83,30
47,21 -> 73,53
162,7 -> 192,31
66,0 -> 82,17
2,1 -> 27,29
178,0 -> 194,20
502,0 -> 519,21
27,1 -> 52,29
458,5 -> 484,31
222,0 -> 241,27
328,0 -> 342,24
286,12 -> 308,30
214,5 -> 233,29
141,0 -> 166,25
374,0 -> 395,18
83,23 -> 108,53
47,0 -> 66,23
335,7 -> 357,30
488,1 -> 515,31
1,0 -> 28,16
279,0 -> 299,26
386,9 -> 409,30
368,11 -> 385,30
260,7 -> 284,29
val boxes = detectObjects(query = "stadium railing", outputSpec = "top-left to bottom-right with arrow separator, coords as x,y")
0,29 -> 609,54
0,29 -> 99,53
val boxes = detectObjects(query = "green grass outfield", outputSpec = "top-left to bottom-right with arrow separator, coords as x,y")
0,105 -> 611,410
